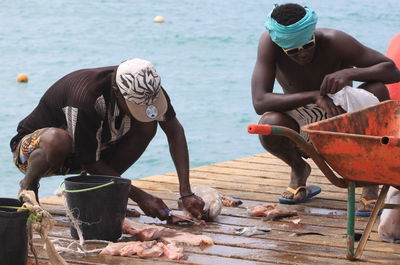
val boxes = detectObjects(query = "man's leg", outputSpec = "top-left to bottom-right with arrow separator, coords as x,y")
357,82 -> 390,212
258,112 -> 311,201
19,128 -> 73,201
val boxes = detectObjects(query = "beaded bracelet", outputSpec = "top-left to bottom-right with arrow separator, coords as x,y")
179,192 -> 195,200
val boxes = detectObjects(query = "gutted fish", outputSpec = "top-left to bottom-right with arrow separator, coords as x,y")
122,219 -> 213,247
100,242 -> 134,256
192,186 -> 222,220
101,240 -> 184,260
162,243 -> 184,260
235,226 -> 271,236
247,203 -> 278,216
221,195 -> 243,207
247,203 -> 298,220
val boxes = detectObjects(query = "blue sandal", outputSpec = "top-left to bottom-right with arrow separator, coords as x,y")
279,185 -> 321,204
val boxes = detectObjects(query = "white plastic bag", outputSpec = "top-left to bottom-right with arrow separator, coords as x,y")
327,86 -> 379,112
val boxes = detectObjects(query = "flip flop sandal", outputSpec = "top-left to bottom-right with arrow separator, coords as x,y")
355,198 -> 381,217
279,185 -> 321,204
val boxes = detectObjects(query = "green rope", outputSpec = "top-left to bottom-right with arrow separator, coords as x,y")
27,214 -> 42,224
0,206 -> 41,224
59,180 -> 115,193
0,206 -> 28,210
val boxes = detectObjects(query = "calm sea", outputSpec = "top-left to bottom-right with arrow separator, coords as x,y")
1,0 -> 399,198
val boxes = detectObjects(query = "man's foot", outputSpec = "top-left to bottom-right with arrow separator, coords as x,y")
19,179 -> 40,204
356,185 -> 379,217
281,162 -> 311,201
279,185 -> 321,204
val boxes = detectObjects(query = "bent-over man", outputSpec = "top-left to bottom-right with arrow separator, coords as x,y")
11,58 -> 205,220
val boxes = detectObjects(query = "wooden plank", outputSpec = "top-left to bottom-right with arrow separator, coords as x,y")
141,175 -> 348,201
169,170 -> 350,195
190,163 -> 346,190
36,221 -> 399,265
129,179 -> 349,210
37,153 -> 400,264
43,203 -> 400,258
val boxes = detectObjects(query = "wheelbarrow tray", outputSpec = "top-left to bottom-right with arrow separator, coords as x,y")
302,100 -> 400,186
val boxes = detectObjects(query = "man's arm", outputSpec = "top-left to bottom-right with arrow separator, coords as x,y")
159,117 -> 191,196
320,30 -> 400,95
251,32 -> 320,114
159,117 -> 204,219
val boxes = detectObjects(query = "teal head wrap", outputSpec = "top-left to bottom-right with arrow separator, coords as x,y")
264,6 -> 318,49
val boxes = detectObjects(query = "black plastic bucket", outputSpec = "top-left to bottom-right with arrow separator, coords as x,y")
0,198 -> 30,265
64,175 -> 131,241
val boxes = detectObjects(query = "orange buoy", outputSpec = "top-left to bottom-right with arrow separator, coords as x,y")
17,73 -> 28,83
386,34 -> 400,100
153,16 -> 165,23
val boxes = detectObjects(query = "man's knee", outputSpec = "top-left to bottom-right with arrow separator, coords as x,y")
359,82 -> 390,101
40,128 -> 73,156
258,112 -> 299,150
259,112 -> 299,131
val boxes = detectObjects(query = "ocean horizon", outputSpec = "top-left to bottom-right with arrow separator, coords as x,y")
1,0 -> 399,198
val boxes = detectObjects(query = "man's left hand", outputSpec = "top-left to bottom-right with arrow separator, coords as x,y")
182,194 -> 205,220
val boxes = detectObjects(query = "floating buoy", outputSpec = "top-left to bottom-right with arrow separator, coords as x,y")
386,34 -> 400,100
17,73 -> 28,83
153,16 -> 165,23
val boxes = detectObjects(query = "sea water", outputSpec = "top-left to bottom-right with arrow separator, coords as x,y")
0,0 -> 399,198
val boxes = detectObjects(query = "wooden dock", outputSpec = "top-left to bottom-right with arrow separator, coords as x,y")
36,153 -> 400,265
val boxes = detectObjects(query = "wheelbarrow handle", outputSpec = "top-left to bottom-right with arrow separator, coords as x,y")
248,124 -> 272,135
248,123 -> 348,189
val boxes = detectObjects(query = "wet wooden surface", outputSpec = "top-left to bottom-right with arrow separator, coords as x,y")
38,153 -> 400,265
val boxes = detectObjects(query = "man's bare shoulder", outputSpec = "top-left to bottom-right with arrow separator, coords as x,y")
257,31 -> 281,61
258,31 -> 274,46
315,28 -> 355,45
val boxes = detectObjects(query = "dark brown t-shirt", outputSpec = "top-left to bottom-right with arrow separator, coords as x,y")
10,66 -> 176,165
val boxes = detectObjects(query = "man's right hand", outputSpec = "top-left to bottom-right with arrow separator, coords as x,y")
135,192 -> 170,220
315,95 -> 345,118
319,69 -> 351,96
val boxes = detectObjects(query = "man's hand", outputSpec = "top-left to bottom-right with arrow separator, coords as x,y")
182,194 -> 205,220
135,192 -> 170,220
315,95 -> 345,118
320,70 -> 351,96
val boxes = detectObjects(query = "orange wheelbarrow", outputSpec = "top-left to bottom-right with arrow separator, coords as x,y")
248,100 -> 400,260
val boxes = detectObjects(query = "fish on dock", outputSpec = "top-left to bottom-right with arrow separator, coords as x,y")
247,203 -> 298,220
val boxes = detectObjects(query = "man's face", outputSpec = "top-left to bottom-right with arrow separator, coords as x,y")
282,34 -> 316,65
113,86 -> 132,117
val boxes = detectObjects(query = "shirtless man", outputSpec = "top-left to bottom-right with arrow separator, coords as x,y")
251,3 -> 400,213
